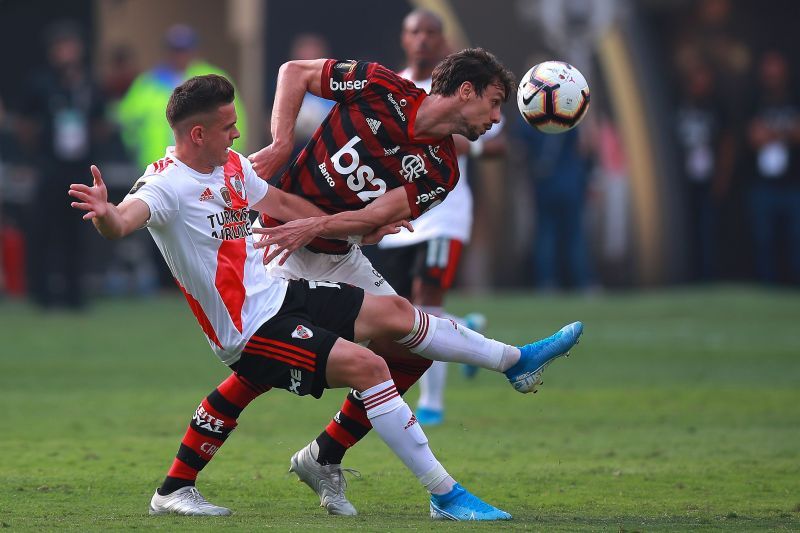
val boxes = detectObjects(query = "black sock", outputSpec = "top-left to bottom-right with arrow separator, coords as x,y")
314,432 -> 348,466
158,476 -> 195,496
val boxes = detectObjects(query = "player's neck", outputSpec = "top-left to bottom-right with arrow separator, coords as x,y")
173,145 -> 215,174
414,95 -> 457,139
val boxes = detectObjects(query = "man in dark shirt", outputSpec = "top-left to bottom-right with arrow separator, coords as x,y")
17,21 -> 106,309
745,50 -> 800,283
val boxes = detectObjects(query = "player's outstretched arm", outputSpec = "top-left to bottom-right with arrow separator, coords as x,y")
68,165 -> 150,240
253,187 -> 412,265
248,59 -> 327,179
251,185 -> 326,223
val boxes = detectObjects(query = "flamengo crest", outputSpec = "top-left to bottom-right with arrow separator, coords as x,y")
400,154 -> 427,182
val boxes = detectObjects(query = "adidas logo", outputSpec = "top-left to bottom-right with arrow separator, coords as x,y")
366,117 -> 381,135
199,187 -> 214,201
404,414 -> 418,429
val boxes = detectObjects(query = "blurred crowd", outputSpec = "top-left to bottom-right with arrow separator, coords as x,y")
0,0 -> 797,312
667,0 -> 800,285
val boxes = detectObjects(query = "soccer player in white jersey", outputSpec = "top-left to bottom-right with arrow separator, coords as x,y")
248,48 -> 583,516
68,74 -> 582,520
372,8 -> 509,427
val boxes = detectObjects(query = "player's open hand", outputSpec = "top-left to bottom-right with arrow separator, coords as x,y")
252,217 -> 324,266
68,165 -> 109,220
361,220 -> 413,245
248,141 -> 293,180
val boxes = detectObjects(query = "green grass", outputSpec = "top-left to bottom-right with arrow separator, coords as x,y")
1,285 -> 799,531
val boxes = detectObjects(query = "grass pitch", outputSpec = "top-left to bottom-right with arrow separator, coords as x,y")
1,285 -> 798,531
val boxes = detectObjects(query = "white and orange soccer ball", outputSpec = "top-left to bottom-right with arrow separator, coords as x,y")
517,61 -> 590,134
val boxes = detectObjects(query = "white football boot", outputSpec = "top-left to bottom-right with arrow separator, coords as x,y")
148,486 -> 232,516
289,441 -> 358,516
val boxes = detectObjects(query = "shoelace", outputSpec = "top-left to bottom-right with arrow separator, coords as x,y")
184,487 -> 213,507
327,467 -> 361,493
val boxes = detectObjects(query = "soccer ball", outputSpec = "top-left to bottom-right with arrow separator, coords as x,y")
517,61 -> 590,134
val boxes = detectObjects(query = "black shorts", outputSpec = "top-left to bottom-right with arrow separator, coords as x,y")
231,279 -> 364,398
366,238 -> 465,298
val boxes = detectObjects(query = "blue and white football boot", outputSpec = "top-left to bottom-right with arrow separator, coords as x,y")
429,483 -> 512,521
504,321 -> 583,394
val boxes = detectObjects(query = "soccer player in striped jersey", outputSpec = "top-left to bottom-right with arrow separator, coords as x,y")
69,73 -> 582,520
374,8 -> 510,427
248,48 -> 582,516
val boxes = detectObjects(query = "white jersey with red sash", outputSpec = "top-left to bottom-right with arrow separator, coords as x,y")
125,147 -> 288,364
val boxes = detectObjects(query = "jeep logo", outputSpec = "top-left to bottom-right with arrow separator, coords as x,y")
415,186 -> 446,205
330,78 -> 368,91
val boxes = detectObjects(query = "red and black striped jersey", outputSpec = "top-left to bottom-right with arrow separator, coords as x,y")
268,59 -> 459,253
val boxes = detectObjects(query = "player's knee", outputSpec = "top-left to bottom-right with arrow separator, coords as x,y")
352,347 -> 391,389
383,295 -> 416,335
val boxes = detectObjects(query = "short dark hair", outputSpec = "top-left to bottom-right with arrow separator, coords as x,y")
166,74 -> 235,127
431,48 -> 516,102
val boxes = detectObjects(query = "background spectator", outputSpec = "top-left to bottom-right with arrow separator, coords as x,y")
516,118 -> 595,292
745,49 -> 800,284
673,55 -> 735,281
15,21 -> 107,310
117,24 -> 248,170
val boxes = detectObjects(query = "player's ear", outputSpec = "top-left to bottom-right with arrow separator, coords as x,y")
189,124 -> 204,145
458,81 -> 474,100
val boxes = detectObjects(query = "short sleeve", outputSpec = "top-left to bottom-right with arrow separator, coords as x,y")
320,59 -> 377,104
123,173 -> 179,227
402,139 -> 461,218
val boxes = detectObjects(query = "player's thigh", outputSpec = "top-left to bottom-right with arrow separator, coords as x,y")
353,292 -> 415,343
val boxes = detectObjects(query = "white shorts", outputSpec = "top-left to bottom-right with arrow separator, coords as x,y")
267,245 -> 397,296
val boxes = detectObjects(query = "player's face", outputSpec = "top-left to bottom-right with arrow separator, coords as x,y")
459,82 -> 504,141
401,15 -> 445,70
204,102 -> 240,166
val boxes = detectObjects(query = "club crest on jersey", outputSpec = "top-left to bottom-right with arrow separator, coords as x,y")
292,325 -> 313,339
220,186 -> 233,208
229,173 -> 246,201
199,187 -> 214,201
400,154 -> 428,182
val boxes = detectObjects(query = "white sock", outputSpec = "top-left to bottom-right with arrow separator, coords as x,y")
420,306 -> 465,328
397,308 -> 520,372
418,360 -> 447,411
361,379 -> 455,494
417,307 -> 450,412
